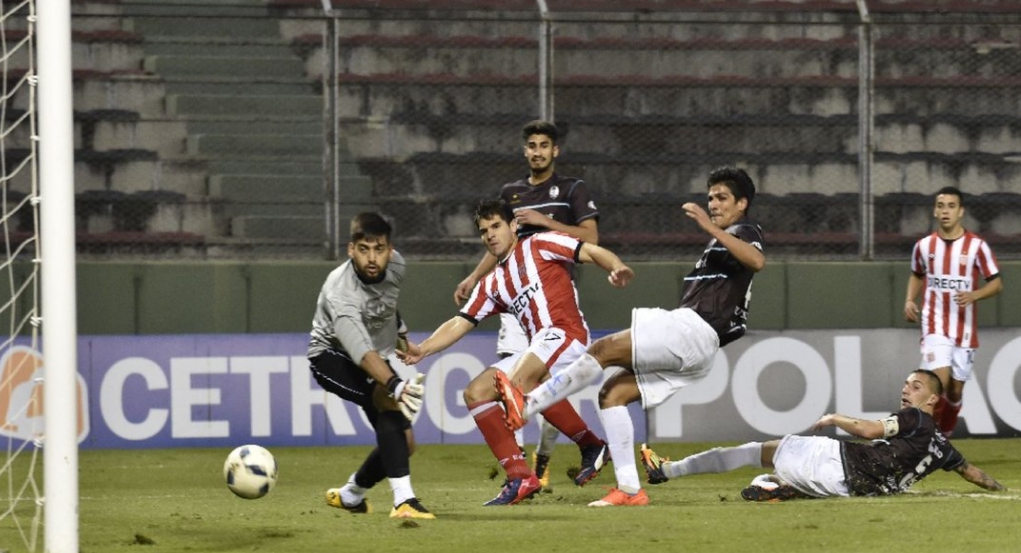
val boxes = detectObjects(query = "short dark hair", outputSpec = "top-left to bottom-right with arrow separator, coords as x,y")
473,199 -> 514,229
935,186 -> 964,206
911,369 -> 944,396
350,212 -> 392,243
708,166 -> 756,210
522,119 -> 559,144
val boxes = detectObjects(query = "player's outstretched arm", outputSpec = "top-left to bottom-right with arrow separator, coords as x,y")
578,242 -> 634,288
811,413 -> 886,440
955,461 -> 1007,491
396,316 -> 475,365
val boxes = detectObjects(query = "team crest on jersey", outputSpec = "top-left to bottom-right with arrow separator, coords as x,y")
518,263 -> 528,279
549,185 -> 559,199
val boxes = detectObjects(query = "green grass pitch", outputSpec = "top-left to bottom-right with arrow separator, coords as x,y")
3,438 -> 1020,552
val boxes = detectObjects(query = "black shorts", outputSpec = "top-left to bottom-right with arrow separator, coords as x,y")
308,349 -> 408,430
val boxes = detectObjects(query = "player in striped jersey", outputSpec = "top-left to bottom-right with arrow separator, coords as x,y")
497,166 -> 764,507
399,199 -> 634,506
904,186 -> 1003,436
454,120 -> 600,489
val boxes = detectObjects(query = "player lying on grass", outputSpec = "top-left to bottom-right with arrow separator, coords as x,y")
398,199 -> 634,506
640,369 -> 1006,501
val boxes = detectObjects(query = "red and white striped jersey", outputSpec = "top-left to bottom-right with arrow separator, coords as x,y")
461,231 -> 590,345
910,231 -> 999,348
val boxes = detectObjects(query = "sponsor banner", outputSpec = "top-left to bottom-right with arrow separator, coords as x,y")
2,332 -> 642,449
1,329 -> 1019,449
649,329 -> 1021,441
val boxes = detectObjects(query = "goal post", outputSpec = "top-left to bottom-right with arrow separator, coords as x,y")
37,0 -> 79,551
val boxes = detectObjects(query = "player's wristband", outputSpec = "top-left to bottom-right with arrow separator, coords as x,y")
385,375 -> 403,398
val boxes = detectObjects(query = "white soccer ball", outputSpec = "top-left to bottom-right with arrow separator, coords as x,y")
223,444 -> 279,499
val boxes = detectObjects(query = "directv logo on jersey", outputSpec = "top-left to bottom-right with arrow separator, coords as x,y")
510,281 -> 541,315
927,276 -> 972,291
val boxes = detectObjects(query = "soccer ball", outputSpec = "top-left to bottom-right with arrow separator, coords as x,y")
223,444 -> 278,499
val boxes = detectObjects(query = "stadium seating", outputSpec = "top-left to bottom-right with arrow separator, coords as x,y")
297,0 -> 1021,256
14,0 -> 1016,258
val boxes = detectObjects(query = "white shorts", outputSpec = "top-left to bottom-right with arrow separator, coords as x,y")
919,334 -> 975,382
496,312 -> 529,357
631,307 -> 719,409
492,327 -> 588,378
772,435 -> 849,498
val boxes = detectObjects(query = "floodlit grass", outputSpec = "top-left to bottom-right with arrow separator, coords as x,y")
2,439 -> 1020,552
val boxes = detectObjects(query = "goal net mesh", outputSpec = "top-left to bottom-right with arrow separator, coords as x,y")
0,0 -> 43,551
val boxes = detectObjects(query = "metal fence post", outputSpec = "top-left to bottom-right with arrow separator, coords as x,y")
323,19 -> 340,260
857,0 -> 875,259
320,1 -> 340,260
536,0 -> 554,121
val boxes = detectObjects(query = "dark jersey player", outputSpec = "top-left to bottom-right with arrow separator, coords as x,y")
640,369 -> 1006,500
497,166 -> 765,507
501,173 -> 599,245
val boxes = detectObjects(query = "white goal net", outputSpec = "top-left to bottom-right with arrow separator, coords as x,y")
0,0 -> 43,551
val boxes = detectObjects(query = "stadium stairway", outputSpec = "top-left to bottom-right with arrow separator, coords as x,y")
3,3 -> 220,255
57,0 -> 379,257
116,0 -> 343,256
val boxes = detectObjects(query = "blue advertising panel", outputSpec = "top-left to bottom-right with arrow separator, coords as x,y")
10,332 -> 641,449
4,329 -> 1019,449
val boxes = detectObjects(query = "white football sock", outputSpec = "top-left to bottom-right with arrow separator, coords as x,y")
599,405 -> 641,494
389,475 -> 415,506
524,353 -> 603,418
667,442 -> 762,478
340,472 -> 368,505
535,415 -> 560,457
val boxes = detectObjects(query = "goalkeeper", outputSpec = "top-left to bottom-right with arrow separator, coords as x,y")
307,212 -> 433,520
640,369 -> 1006,501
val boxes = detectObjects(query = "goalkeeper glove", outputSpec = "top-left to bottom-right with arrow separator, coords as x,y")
386,373 -> 425,421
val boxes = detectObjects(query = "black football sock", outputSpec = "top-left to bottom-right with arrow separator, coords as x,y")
353,447 -> 386,489
375,410 -> 411,478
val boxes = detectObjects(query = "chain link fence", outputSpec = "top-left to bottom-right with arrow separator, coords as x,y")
323,4 -> 1021,260
23,2 -> 1021,260
868,22 -> 1021,255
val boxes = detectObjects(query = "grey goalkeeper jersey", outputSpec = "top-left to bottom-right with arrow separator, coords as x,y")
307,250 -> 406,365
